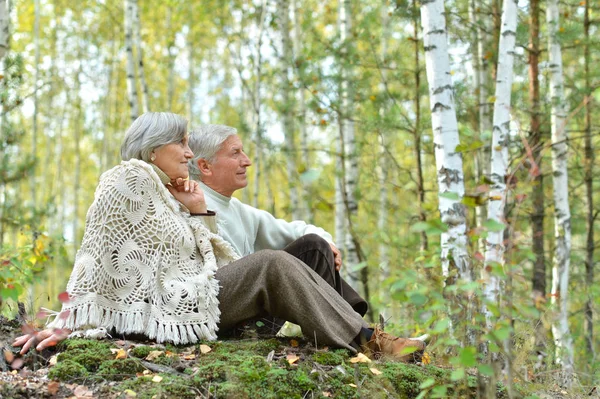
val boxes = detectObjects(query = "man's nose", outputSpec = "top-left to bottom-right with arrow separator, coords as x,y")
241,152 -> 252,167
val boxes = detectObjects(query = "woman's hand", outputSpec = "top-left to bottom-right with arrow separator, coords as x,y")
167,178 -> 208,214
12,328 -> 70,354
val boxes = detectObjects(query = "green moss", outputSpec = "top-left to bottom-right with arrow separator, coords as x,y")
97,358 -> 145,381
48,359 -> 89,381
310,349 -> 349,365
56,341 -> 114,372
118,374 -> 197,399
130,345 -> 153,359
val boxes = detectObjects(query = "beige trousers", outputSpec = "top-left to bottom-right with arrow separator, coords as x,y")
216,250 -> 368,351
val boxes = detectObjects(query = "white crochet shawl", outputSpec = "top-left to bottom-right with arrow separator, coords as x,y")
48,159 -> 239,344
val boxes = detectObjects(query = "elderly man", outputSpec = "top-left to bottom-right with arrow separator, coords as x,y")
188,124 -> 368,320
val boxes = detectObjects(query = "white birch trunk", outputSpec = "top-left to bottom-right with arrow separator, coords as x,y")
378,3 -> 390,279
132,0 -> 149,113
421,0 -> 472,343
124,0 -> 139,121
187,4 -> 195,124
278,0 -> 300,220
483,0 -> 517,328
31,0 -> 40,204
0,0 -> 8,62
292,0 -> 311,222
252,1 -> 267,208
547,0 -> 574,385
339,0 -> 360,291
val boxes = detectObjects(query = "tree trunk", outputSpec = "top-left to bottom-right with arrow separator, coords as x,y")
528,0 -> 546,364
421,0 -> 473,345
124,0 -> 139,122
278,0 -> 300,220
291,0 -> 311,222
483,0 -> 517,336
31,0 -> 40,205
0,0 -> 7,62
132,0 -> 149,113
252,1 -> 267,209
187,3 -> 195,124
547,0 -> 574,385
412,0 -> 427,253
338,0 -> 361,292
583,0 -> 595,365
166,6 -> 176,111
0,0 -> 9,245
72,56 -> 83,253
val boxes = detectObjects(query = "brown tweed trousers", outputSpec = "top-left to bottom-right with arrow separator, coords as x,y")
215,249 -> 369,352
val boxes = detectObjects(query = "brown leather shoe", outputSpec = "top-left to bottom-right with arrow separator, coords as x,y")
361,326 -> 428,363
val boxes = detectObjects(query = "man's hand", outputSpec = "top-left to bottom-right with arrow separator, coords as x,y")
330,243 -> 342,271
12,327 -> 70,355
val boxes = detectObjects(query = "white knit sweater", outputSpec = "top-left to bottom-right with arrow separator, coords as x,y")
199,182 -> 334,257
48,160 -> 239,344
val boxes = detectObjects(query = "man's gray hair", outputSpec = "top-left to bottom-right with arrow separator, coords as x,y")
188,124 -> 238,181
121,112 -> 188,162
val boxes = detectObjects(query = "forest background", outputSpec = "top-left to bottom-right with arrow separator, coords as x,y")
0,0 -> 598,395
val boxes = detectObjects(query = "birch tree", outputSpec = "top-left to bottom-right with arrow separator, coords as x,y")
278,0 -> 300,220
252,1 -> 266,208
124,0 -> 139,121
483,0 -> 517,330
583,0 -> 595,363
132,0 -> 149,113
547,0 -> 574,384
338,0 -> 361,291
31,0 -> 40,204
421,0 -> 473,343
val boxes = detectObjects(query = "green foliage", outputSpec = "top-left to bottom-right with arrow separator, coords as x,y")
97,359 -> 145,381
47,359 -> 89,381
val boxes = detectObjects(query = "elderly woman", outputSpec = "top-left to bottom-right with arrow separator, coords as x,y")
14,112 -> 426,362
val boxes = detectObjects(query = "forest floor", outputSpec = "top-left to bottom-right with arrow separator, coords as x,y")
0,316 -> 590,399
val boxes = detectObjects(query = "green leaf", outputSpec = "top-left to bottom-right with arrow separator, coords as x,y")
419,378 -> 436,389
439,191 -> 460,200
483,219 -> 505,232
410,220 -> 448,235
478,364 -> 494,377
432,318 -> 450,334
299,169 -> 320,184
431,385 -> 448,398
458,346 -> 477,367
0,287 -> 19,302
493,326 -> 511,341
350,261 -> 368,272
409,293 -> 428,306
450,368 -> 465,381
255,321 -> 265,327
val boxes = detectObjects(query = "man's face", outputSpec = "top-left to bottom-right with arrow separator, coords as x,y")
203,135 -> 252,197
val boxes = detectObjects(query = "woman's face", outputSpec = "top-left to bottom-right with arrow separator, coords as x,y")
152,135 -> 194,181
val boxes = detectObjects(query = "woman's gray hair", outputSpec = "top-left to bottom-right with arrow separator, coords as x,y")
188,124 -> 238,181
121,112 -> 188,162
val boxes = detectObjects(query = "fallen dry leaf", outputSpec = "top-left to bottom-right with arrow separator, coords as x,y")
10,358 -> 24,370
145,350 -> 164,361
290,339 -> 299,347
114,348 -> 128,360
3,349 -> 14,363
47,381 -> 60,395
286,353 -> 300,365
183,353 -> 196,360
152,375 -> 163,383
165,350 -> 176,357
349,353 -> 371,364
49,355 -> 58,366
370,367 -> 382,375
322,392 -> 332,397
72,384 -> 94,397
199,344 -> 212,354
142,370 -> 151,375
123,389 -> 137,398
422,352 -> 431,365
348,383 -> 357,388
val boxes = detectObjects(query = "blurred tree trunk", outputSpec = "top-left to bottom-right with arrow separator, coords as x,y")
583,0 -> 595,365
31,0 -> 40,205
547,0 -> 574,385
421,0 -> 474,345
278,0 -> 300,220
0,0 -> 10,245
72,50 -> 83,253
102,38 -> 118,174
132,0 -> 149,113
166,6 -> 175,111
412,0 -> 427,253
378,2 -> 390,280
338,0 -> 362,293
252,1 -> 266,208
187,3 -> 195,124
292,0 -> 311,222
124,0 -> 139,122
528,0 -> 547,365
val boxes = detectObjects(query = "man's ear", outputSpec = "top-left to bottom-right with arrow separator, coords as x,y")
197,158 -> 212,177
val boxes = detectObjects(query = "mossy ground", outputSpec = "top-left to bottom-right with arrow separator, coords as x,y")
36,337 -> 522,398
